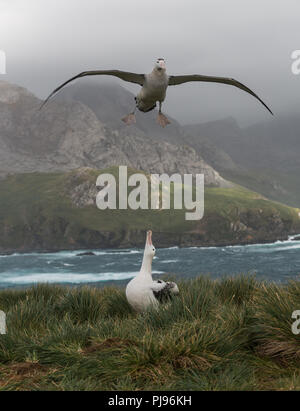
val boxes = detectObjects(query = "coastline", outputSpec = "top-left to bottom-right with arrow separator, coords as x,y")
1,232 -> 299,257
0,233 -> 299,289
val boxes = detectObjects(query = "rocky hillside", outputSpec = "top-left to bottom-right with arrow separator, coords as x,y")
0,80 -> 228,187
0,168 -> 299,253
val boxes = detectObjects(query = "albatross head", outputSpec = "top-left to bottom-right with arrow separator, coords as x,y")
155,58 -> 166,72
144,230 -> 156,258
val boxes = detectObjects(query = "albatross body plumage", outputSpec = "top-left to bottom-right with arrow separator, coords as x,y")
125,231 -> 179,312
41,57 -> 273,127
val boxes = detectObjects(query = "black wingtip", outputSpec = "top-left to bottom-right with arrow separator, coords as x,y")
263,103 -> 274,116
38,99 -> 47,111
38,97 -> 51,111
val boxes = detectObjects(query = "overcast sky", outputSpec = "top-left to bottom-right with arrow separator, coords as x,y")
0,0 -> 299,126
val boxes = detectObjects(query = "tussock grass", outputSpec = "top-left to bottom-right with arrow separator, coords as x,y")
0,276 -> 300,391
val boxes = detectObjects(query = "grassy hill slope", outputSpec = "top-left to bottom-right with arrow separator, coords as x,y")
0,168 -> 300,252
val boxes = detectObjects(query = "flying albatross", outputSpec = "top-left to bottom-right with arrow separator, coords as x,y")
40,58 -> 273,127
126,230 -> 179,312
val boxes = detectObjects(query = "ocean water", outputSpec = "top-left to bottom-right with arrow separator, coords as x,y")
0,236 -> 300,288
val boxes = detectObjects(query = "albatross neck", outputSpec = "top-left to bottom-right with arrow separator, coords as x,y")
140,251 -> 153,278
152,67 -> 167,77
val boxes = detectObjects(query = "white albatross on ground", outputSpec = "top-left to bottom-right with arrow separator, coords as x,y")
40,58 -> 273,128
126,231 -> 179,312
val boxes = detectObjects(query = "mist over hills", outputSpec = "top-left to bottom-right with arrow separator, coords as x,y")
184,115 -> 300,207
185,115 -> 300,173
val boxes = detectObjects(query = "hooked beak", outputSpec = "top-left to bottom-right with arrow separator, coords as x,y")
146,230 -> 153,246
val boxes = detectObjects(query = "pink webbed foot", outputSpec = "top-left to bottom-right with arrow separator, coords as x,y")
157,112 -> 171,128
122,113 -> 136,125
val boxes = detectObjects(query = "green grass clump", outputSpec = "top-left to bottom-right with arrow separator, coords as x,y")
1,276 -> 300,391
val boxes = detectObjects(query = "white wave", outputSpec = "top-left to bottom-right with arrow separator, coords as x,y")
1,270 -> 165,285
270,244 -> 300,252
288,234 -> 300,241
0,252 -> 27,258
160,260 -> 179,264
188,239 -> 300,251
189,246 -> 218,250
220,237 -> 300,251
240,243 -> 300,253
95,250 -> 142,255
0,249 -> 144,260
1,272 -> 134,284
0,251 -> 79,259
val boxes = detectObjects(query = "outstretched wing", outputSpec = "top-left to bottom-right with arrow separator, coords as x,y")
168,74 -> 273,115
40,70 -> 145,109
